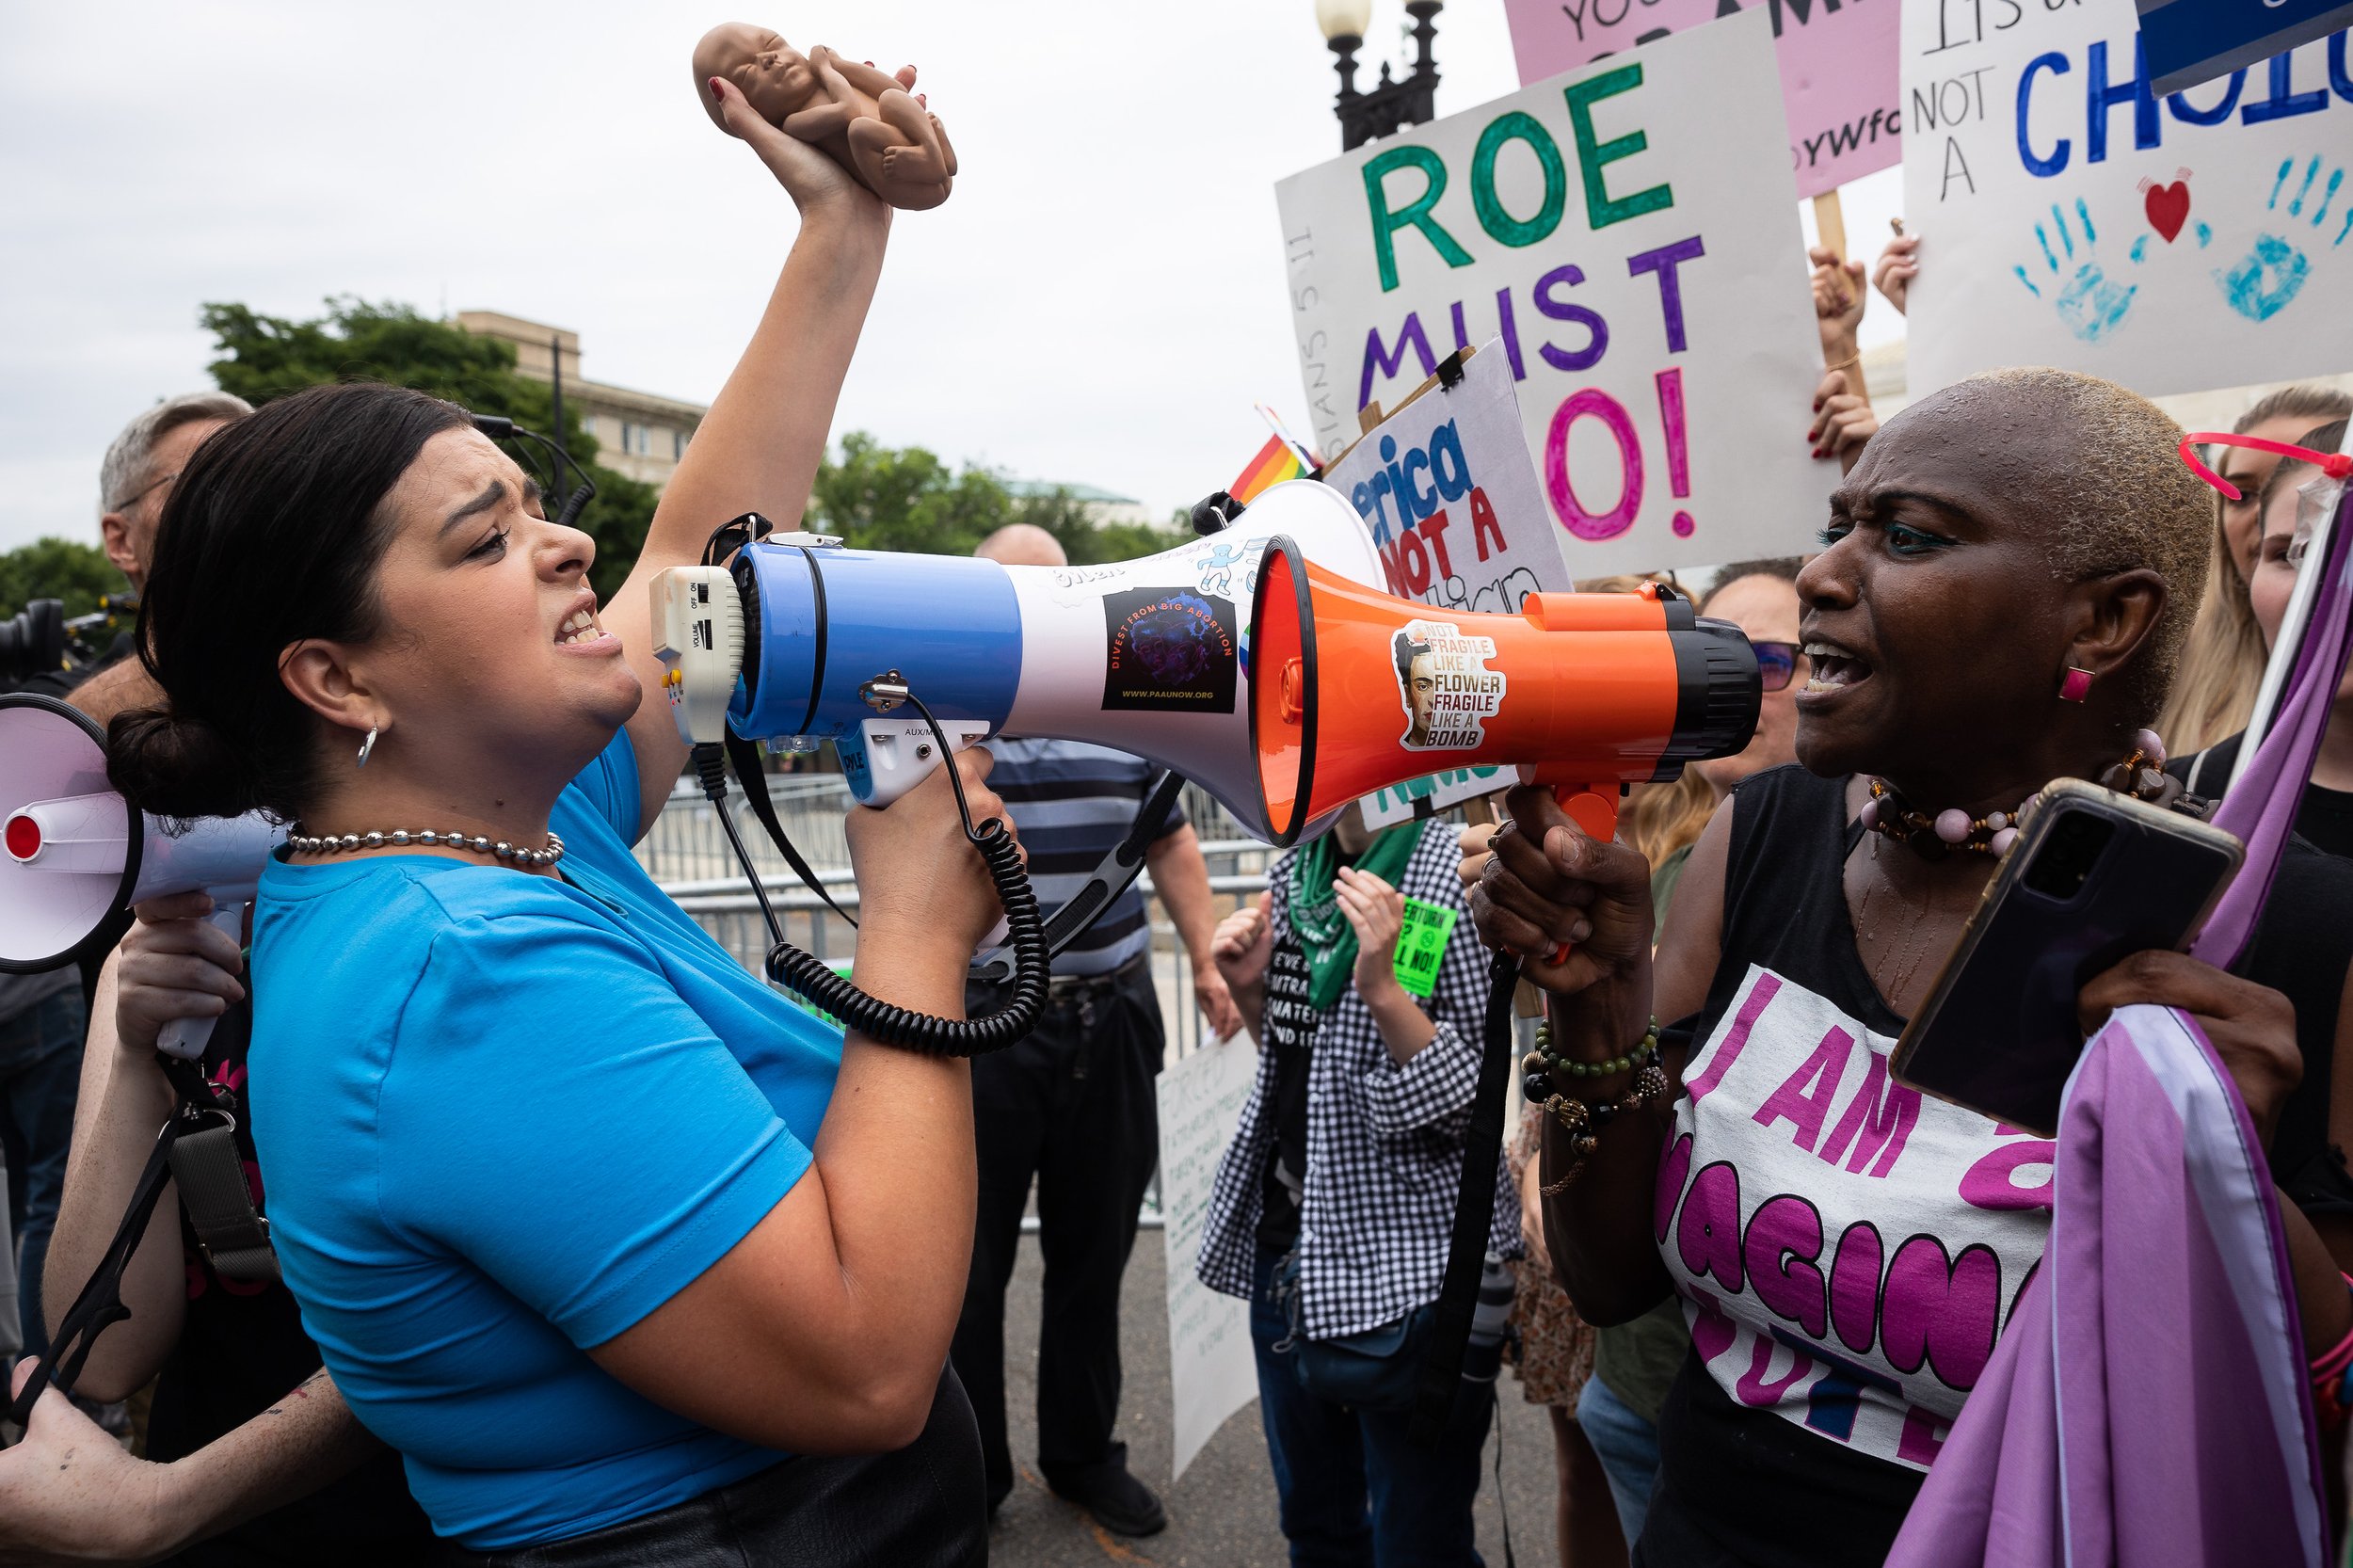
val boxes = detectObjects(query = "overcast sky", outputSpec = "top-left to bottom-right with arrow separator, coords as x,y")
0,0 -> 1903,554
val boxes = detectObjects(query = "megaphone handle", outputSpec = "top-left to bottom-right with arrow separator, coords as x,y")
1549,785 -> 1619,966
156,900 -> 246,1063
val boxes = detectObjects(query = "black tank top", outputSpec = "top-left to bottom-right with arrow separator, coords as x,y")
1642,765 -> 2353,1568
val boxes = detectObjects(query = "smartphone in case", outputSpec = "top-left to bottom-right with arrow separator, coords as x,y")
1891,779 -> 2244,1136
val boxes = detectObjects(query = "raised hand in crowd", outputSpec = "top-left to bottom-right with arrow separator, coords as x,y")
1809,242 -> 1866,354
1873,229 -> 1919,315
1209,891 -> 1274,1038
1809,366 -> 1880,474
1333,864 -> 1437,1065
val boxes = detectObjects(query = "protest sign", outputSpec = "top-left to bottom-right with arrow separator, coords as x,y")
1359,763 -> 1515,828
1392,898 -> 1463,998
1321,340 -> 1569,614
1901,0 -> 2353,397
1157,1035 -> 1261,1480
1503,0 -> 1904,197
1277,8 -> 1837,581
1323,342 -> 1564,828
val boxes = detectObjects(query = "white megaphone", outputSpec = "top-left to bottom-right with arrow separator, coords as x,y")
652,479 -> 1385,841
1,694 -> 283,1060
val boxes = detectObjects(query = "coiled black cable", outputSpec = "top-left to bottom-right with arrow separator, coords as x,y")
692,691 -> 1048,1057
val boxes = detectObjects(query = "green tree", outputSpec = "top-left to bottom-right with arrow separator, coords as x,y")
200,298 -> 660,599
0,536 -> 122,619
807,432 -> 1184,563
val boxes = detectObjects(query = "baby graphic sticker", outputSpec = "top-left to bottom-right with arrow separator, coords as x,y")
1103,586 -> 1238,712
1393,618 -> 1504,749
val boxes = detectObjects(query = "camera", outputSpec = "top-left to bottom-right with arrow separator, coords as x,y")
0,600 -> 67,688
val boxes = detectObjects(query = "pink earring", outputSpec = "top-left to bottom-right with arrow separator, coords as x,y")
2058,667 -> 2093,703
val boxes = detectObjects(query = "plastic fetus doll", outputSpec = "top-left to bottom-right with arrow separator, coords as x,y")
693,22 -> 956,210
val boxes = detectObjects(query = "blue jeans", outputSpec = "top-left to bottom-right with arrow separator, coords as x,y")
0,990 -> 87,1364
1575,1375 -> 1662,1545
1248,1251 -> 1494,1568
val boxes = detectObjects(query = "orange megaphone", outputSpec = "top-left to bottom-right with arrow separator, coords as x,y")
1247,536 -> 1760,849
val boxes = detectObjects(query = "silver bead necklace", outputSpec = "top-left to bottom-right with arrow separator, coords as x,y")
285,825 -> 566,870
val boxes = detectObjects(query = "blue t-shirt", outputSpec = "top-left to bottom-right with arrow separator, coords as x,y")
248,733 -> 842,1548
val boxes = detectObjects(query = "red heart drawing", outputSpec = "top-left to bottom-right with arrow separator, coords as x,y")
2145,181 -> 2190,242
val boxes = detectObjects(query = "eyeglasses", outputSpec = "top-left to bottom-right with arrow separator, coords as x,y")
108,469 -> 182,514
1753,641 -> 1805,693
2179,432 -> 2353,500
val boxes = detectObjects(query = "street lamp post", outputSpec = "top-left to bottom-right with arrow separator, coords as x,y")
1316,0 -> 1443,152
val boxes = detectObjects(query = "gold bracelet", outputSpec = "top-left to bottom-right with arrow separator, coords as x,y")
1537,1060 -> 1673,1195
1824,350 -> 1862,373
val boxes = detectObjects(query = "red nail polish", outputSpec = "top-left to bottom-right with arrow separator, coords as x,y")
1813,399 -> 1824,411
709,76 -> 725,97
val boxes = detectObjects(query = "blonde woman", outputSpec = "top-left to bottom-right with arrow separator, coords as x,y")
2159,386 -> 2352,754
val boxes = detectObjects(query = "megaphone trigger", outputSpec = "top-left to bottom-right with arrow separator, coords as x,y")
1541,783 -> 1620,966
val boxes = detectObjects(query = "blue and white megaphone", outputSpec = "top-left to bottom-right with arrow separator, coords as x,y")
0,693 -> 282,1060
652,480 -> 1385,841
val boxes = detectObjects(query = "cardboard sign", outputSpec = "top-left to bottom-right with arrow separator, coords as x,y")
1157,1036 -> 1263,1481
1901,0 -> 2353,397
1503,0 -> 1904,198
1393,897 -> 1463,998
2139,0 -> 2353,96
1321,341 -> 1569,614
1277,9 -> 1837,581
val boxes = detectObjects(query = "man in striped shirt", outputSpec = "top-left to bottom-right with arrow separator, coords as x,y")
952,526 -> 1239,1539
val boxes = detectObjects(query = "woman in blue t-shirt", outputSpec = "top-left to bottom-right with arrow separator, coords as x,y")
98,72 -> 1005,1566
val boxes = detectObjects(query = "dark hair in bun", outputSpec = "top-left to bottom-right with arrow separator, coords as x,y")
106,382 -> 472,822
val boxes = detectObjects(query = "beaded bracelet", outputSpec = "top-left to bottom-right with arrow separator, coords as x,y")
1525,1018 -> 1670,1195
1521,1017 -> 1660,1102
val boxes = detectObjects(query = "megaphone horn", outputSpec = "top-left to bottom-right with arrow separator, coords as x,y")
1246,536 -> 1761,848
0,693 -> 283,1058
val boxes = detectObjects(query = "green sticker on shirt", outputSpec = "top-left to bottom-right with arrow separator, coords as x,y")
1393,898 -> 1459,998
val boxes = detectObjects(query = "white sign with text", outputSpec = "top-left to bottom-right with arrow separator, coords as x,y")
1276,8 -> 1836,580
1157,1035 -> 1262,1481
1901,0 -> 2353,395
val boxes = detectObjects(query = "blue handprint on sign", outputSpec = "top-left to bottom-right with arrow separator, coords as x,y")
2012,199 -> 2137,344
2211,155 -> 2348,324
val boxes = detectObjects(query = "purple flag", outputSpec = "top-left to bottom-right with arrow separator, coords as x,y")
1890,479 -> 2353,1568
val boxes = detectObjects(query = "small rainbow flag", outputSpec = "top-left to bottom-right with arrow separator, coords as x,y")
1230,433 -> 1305,504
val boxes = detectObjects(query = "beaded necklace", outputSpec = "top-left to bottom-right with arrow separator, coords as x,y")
1858,727 -> 2201,861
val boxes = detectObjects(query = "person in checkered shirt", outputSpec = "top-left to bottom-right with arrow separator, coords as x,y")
1198,808 -> 1517,1562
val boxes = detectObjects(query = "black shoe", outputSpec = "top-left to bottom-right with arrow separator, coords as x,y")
1049,1466 -> 1167,1537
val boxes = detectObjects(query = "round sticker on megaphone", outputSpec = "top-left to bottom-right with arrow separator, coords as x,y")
1392,618 -> 1505,750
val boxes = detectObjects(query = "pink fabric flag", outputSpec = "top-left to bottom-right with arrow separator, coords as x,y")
1888,481 -> 2353,1568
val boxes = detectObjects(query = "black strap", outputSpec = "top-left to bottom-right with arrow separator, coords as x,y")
1408,950 -> 1520,1444
969,770 -> 1187,982
10,1061 -> 277,1426
10,1116 -> 191,1425
168,1122 -> 279,1284
723,729 -> 860,930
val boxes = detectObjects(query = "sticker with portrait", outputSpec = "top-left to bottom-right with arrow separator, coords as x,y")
1393,617 -> 1505,750
1102,586 -> 1239,712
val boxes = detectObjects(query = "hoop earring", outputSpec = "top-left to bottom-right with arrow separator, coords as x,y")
357,726 -> 378,768
2058,667 -> 2093,704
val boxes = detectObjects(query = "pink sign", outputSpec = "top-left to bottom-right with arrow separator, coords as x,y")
1502,0 -> 1900,198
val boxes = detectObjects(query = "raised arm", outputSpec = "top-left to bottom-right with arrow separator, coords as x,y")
1466,788 -> 1731,1323
603,72 -> 904,840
